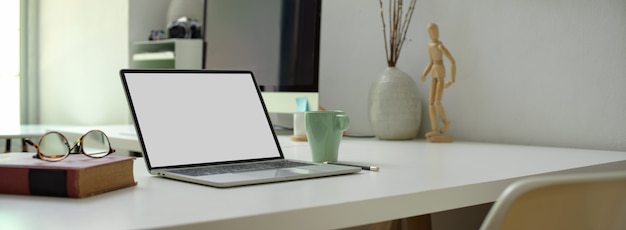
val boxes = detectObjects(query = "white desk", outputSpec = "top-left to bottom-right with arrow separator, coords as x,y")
2,129 -> 625,229
1,125 -> 140,153
0,125 -> 49,152
49,124 -> 143,153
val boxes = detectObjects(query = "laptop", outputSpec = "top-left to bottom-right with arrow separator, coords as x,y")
119,69 -> 360,187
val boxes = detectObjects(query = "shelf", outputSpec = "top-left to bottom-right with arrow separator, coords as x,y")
129,39 -> 202,69
131,60 -> 175,69
131,38 -> 200,45
132,51 -> 175,61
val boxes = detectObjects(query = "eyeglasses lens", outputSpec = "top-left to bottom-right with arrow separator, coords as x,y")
82,131 -> 111,157
39,132 -> 70,160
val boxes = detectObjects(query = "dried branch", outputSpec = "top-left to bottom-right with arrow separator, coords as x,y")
379,0 -> 390,66
379,0 -> 417,67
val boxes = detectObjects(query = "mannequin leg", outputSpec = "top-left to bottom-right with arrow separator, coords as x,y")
435,77 -> 450,133
426,79 -> 439,137
434,80 -> 450,133
436,101 -> 450,133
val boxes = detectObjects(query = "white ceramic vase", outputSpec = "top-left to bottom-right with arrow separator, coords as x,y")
369,67 -> 421,140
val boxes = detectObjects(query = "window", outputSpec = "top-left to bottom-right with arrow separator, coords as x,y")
0,1 -> 20,127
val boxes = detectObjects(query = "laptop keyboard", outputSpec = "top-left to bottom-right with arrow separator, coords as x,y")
170,161 -> 314,176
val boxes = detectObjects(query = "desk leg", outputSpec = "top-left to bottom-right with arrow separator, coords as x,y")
21,138 -> 28,152
349,214 -> 431,230
369,219 -> 400,230
4,139 -> 11,153
405,214 -> 432,230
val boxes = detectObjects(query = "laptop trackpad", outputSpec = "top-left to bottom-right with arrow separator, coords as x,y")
199,169 -> 315,183
240,168 -> 314,179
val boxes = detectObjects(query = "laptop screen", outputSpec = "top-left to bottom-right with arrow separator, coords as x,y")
121,70 -> 283,168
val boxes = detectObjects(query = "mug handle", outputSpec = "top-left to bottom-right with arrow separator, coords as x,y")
335,114 -> 350,131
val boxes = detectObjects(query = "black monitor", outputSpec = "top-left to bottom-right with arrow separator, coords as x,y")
202,0 -> 321,112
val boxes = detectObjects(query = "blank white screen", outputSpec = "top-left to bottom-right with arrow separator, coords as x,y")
123,71 -> 281,168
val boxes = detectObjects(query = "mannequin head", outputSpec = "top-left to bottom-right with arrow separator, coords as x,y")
427,23 -> 439,42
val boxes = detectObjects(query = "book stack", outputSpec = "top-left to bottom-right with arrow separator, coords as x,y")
0,152 -> 136,198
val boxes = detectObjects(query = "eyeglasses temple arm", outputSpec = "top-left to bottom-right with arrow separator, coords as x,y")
24,139 -> 38,149
24,139 -> 40,159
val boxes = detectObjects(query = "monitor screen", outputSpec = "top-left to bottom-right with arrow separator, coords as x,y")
203,0 -> 320,93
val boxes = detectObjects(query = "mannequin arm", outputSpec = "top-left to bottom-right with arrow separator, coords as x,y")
421,61 -> 433,82
440,44 -> 456,88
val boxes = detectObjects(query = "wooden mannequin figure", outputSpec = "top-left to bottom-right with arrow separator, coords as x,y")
421,23 -> 456,143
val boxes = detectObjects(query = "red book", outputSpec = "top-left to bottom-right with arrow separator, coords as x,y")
0,152 -> 137,198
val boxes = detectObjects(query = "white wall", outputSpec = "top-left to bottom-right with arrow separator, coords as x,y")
36,0 -> 626,151
128,0 -> 170,42
320,0 -> 626,151
39,0 -> 129,125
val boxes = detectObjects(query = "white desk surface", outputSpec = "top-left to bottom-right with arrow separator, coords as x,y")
2,126 -> 626,230
48,124 -> 142,153
1,124 -> 140,152
0,124 -> 49,138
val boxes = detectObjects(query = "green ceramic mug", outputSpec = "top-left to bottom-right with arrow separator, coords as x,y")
305,111 -> 350,162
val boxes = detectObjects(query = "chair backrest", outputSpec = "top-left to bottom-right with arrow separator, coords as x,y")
480,171 -> 626,230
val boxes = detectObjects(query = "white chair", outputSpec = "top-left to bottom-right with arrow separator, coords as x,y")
480,171 -> 626,230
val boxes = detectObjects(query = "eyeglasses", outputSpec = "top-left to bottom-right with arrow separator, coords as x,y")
25,130 -> 116,162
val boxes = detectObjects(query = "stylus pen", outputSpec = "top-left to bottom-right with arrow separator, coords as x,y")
323,161 -> 379,172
